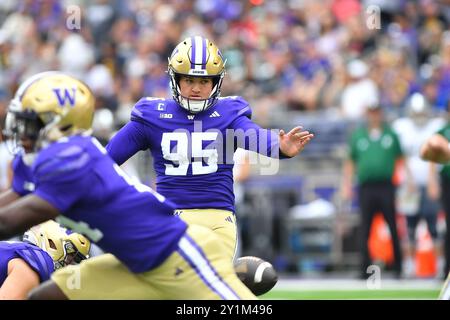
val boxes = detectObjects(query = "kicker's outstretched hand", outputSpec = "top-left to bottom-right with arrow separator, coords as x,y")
279,126 -> 314,158
420,133 -> 450,164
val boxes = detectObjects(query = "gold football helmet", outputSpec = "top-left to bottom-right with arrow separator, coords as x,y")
23,220 -> 91,270
168,36 -> 226,113
3,71 -> 95,154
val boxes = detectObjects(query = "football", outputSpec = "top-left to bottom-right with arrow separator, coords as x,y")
234,256 -> 278,296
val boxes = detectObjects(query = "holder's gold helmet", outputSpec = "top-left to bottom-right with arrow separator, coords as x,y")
168,36 -> 226,113
3,71 -> 95,154
23,220 -> 91,270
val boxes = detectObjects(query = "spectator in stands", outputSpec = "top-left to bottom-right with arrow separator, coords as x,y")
340,59 -> 379,121
393,93 -> 445,277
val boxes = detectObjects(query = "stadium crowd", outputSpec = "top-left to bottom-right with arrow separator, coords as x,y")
1,0 -> 450,279
0,0 -> 449,126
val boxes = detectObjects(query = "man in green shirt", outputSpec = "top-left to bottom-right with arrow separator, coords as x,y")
342,104 -> 404,279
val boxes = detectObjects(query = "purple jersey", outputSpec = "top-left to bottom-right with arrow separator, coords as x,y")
11,154 -> 35,196
106,96 -> 282,212
0,241 -> 54,284
32,135 -> 187,273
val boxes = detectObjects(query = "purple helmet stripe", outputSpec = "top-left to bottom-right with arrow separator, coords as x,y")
202,38 -> 207,70
190,36 -> 196,70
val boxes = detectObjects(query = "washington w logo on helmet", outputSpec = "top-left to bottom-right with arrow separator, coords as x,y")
3,72 -> 95,155
52,88 -> 77,107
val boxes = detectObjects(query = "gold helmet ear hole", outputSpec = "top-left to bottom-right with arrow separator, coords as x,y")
48,239 -> 56,250
60,124 -> 72,132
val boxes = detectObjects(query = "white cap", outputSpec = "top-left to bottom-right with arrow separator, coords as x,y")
347,59 -> 369,78
408,93 -> 429,114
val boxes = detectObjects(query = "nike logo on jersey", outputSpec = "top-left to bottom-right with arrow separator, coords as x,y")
209,111 -> 220,118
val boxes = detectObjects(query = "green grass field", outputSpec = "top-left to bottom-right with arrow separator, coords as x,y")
260,289 -> 440,300
258,278 -> 444,300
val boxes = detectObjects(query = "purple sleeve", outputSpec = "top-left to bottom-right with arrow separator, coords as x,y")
34,178 -> 88,213
230,115 -> 290,159
15,245 -> 54,282
33,146 -> 92,212
106,121 -> 151,166
11,158 -> 27,195
11,156 -> 33,196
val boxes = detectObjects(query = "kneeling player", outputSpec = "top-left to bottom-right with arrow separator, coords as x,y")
0,220 -> 90,299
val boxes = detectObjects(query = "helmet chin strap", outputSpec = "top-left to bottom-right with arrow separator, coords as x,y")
180,97 -> 208,114
178,84 -> 220,114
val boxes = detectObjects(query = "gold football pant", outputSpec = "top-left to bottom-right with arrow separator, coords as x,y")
175,209 -> 237,261
51,224 -> 255,300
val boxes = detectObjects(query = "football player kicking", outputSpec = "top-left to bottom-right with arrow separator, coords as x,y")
0,72 -> 256,299
106,36 -> 314,294
0,220 -> 90,299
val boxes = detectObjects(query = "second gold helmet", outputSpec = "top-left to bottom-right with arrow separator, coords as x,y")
4,71 -> 95,154
23,220 -> 91,270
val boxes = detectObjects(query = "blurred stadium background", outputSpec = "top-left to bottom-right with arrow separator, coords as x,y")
0,0 -> 449,299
